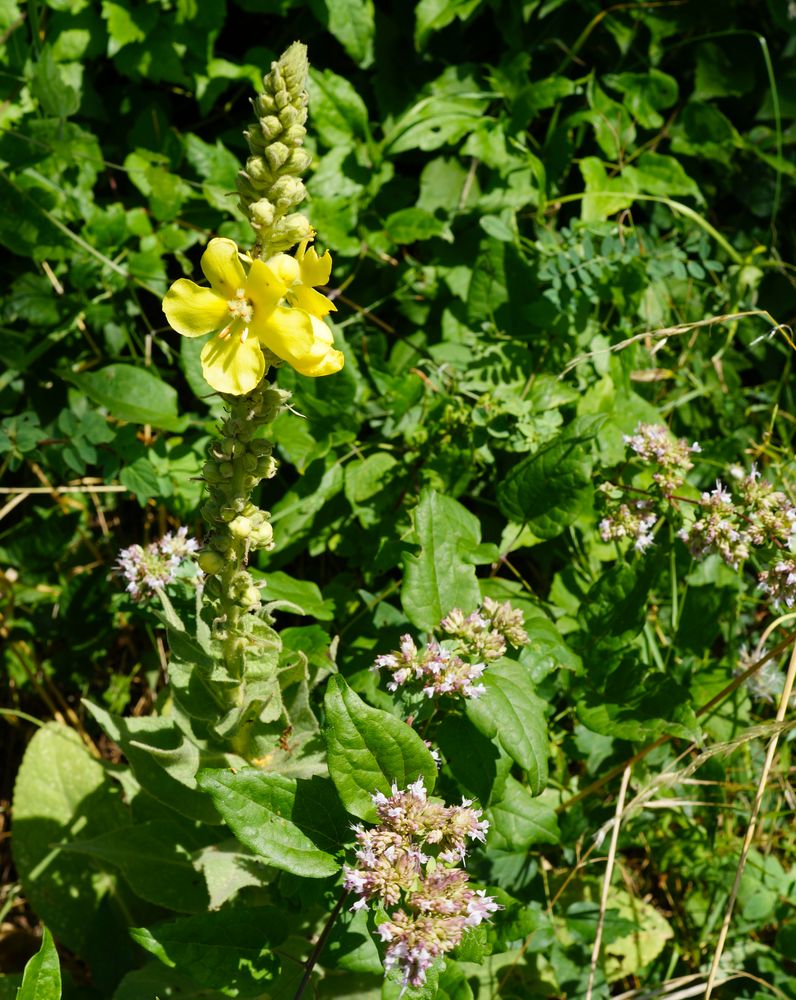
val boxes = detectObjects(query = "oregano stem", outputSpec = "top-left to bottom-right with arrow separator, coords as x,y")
294,891 -> 349,1000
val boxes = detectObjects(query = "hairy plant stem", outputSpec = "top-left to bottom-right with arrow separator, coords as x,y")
199,380 -> 289,676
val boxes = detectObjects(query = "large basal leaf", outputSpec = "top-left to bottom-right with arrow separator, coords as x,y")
130,908 -> 286,998
324,675 -> 438,821
196,769 -> 342,878
61,364 -> 187,431
465,662 -> 548,795
497,416 -> 605,539
12,723 -> 130,958
63,820 -> 210,912
17,927 -> 61,1000
401,488 -> 482,632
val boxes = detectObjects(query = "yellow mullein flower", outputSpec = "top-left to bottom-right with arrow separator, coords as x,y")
163,237 -> 344,395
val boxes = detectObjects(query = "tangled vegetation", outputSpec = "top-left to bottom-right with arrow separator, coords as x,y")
2,1 -> 796,998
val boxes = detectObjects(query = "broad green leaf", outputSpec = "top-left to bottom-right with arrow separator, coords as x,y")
61,364 -> 187,431
12,723 -> 130,957
578,560 -> 657,651
344,451 -> 401,529
624,152 -> 702,202
308,0 -> 375,67
385,207 -> 450,244
309,67 -> 370,147
577,668 -> 699,742
486,777 -> 560,851
130,909 -> 285,998
401,488 -> 482,631
63,821 -> 210,912
603,69 -> 678,128
324,675 -> 437,821
258,569 -> 334,619
84,702 -> 222,824
414,0 -> 484,50
30,45 -> 80,118
111,963 -> 206,999
465,661 -> 548,794
196,769 -> 342,878
383,959 -> 442,998
497,416 -> 604,539
17,927 -> 61,1000
579,156 -> 636,223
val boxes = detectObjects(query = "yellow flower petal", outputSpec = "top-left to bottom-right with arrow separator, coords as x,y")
292,284 -> 337,319
265,253 -> 300,287
201,238 -> 247,299
163,279 -> 228,337
254,305 -> 315,364
245,259 -> 288,319
297,244 -> 333,287
200,331 -> 265,395
291,316 -> 345,377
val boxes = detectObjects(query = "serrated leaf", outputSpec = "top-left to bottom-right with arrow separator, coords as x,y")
324,676 -> 437,821
497,416 -> 604,539
465,662 -> 548,793
17,927 -> 61,1000
61,364 -> 187,431
130,909 -> 285,998
401,488 -> 482,632
196,769 -> 342,878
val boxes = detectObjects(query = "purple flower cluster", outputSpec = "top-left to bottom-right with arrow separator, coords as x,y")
623,422 -> 701,492
599,498 -> 658,552
343,777 -> 497,989
116,527 -> 200,601
678,481 -> 751,570
758,559 -> 796,610
372,600 -> 528,701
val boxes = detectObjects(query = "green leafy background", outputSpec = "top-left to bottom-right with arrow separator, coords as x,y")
2,0 -> 796,997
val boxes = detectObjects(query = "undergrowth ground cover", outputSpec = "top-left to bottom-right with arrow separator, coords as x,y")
2,0 -> 796,997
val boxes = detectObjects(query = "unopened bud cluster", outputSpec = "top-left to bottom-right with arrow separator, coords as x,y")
238,41 -> 313,254
343,777 -> 497,989
116,527 -> 199,602
199,384 -> 288,631
600,428 -> 796,610
372,600 -> 528,699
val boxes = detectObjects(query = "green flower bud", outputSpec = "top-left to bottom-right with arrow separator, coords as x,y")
268,213 -> 314,253
245,156 -> 272,185
198,550 -> 226,575
202,461 -> 223,483
257,114 -> 282,139
241,585 -> 262,609
281,124 -> 307,146
264,142 -> 290,172
219,461 -> 234,478
269,175 -> 306,210
229,515 -> 252,539
249,198 -> 275,230
256,456 -> 278,478
251,522 -> 274,548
